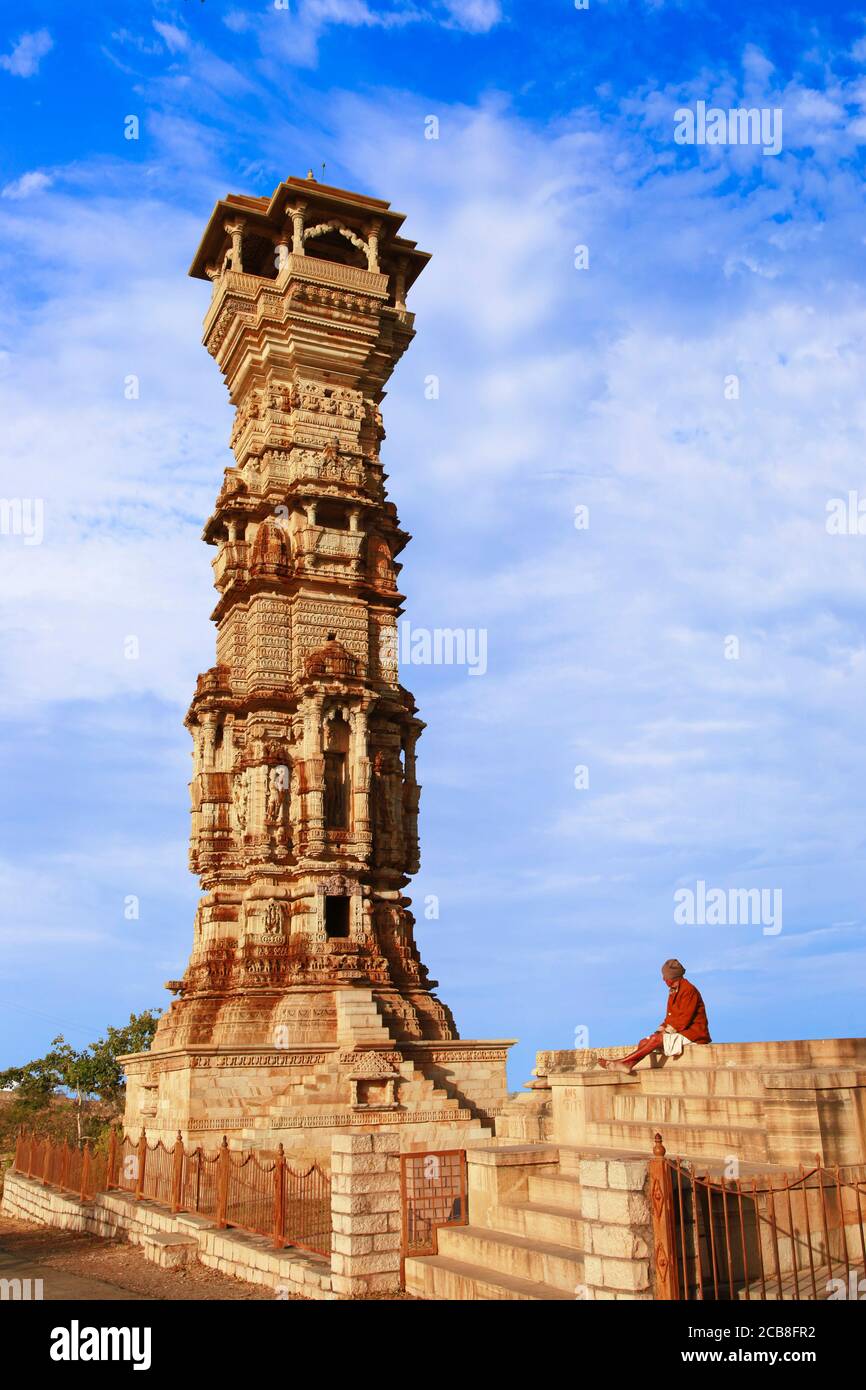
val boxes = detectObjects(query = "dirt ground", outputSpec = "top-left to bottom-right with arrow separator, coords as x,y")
0,1212 -> 288,1300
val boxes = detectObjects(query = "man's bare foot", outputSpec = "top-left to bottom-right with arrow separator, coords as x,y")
599,1058 -> 634,1074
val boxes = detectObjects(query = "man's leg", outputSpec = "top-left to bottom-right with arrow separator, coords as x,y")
599,1031 -> 663,1073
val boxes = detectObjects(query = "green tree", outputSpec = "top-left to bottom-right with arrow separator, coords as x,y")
0,1009 -> 160,1145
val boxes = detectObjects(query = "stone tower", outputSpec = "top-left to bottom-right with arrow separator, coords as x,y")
121,177 -> 512,1161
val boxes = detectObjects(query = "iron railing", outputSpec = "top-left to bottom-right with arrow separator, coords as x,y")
12,1128 -> 331,1257
649,1132 -> 866,1300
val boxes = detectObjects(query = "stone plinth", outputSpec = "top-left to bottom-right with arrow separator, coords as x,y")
121,1030 -> 512,1167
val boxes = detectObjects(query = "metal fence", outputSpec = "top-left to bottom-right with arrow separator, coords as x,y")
13,1128 -> 331,1258
649,1132 -> 866,1300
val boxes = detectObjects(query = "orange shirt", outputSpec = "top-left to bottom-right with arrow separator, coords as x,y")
663,978 -> 711,1043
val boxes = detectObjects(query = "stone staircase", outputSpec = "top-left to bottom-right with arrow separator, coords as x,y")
335,988 -> 394,1046
503,1039 -> 866,1167
264,988 -> 495,1149
404,1146 -> 587,1300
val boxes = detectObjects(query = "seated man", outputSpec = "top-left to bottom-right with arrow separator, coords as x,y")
599,959 -> 711,1074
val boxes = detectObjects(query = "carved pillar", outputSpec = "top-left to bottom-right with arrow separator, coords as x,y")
201,713 -> 218,768
366,220 -> 381,273
393,256 -> 407,312
223,714 -> 235,766
224,220 -> 245,273
287,203 -> 306,256
274,236 -> 290,273
350,705 -> 372,856
301,695 -> 325,855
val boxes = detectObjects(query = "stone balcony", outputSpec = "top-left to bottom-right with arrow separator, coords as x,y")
212,540 -> 249,588
295,524 -> 365,567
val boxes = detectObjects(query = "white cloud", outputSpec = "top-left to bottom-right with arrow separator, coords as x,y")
224,0 -> 498,68
441,0 -> 502,32
0,28 -> 53,78
1,170 -> 53,200
153,21 -> 191,54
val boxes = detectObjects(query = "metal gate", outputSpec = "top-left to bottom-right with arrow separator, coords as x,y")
650,1133 -> 866,1300
400,1149 -> 468,1275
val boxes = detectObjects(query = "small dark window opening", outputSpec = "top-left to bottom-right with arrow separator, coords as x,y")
325,895 -> 350,938
316,500 -> 349,530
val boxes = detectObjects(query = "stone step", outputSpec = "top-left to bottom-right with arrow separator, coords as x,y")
636,1067 -> 773,1097
490,1200 -> 586,1248
436,1224 -> 584,1294
555,1144 -> 646,1175
588,1119 -> 770,1162
140,1232 -> 198,1270
738,1262 -> 865,1302
462,1127 -> 495,1144
404,1252 -> 573,1301
612,1094 -> 764,1126
527,1170 -> 583,1207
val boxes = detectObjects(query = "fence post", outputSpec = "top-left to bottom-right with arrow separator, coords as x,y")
171,1132 -> 185,1213
136,1130 -> 147,1201
273,1143 -> 286,1249
61,1140 -> 71,1192
216,1136 -> 230,1229
41,1139 -> 50,1187
649,1133 -> 679,1300
80,1141 -> 92,1203
106,1127 -> 118,1191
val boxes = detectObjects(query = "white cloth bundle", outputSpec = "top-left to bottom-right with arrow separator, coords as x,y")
662,1030 -> 693,1058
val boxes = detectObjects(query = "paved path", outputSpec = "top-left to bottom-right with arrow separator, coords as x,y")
0,1241 -> 151,1301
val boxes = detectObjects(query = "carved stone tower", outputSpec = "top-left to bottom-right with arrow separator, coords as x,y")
121,177 -> 512,1161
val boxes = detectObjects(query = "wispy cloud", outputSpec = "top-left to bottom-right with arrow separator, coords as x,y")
0,28 -> 53,78
2,170 -> 52,199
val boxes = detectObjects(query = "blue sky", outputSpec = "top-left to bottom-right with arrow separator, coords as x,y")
2,0 -> 866,1089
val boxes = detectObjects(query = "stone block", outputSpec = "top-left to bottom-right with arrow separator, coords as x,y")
595,1189 -> 650,1225
600,1256 -> 651,1292
338,1171 -> 399,1194
370,1134 -> 400,1155
589,1224 -> 650,1260
344,1213 -> 389,1236
332,1232 -> 373,1256
332,1134 -> 374,1155
607,1159 -> 649,1192
339,1156 -> 388,1177
371,1231 -> 401,1253
578,1159 -> 608,1188
580,1188 -> 599,1219
331,1193 -> 371,1216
